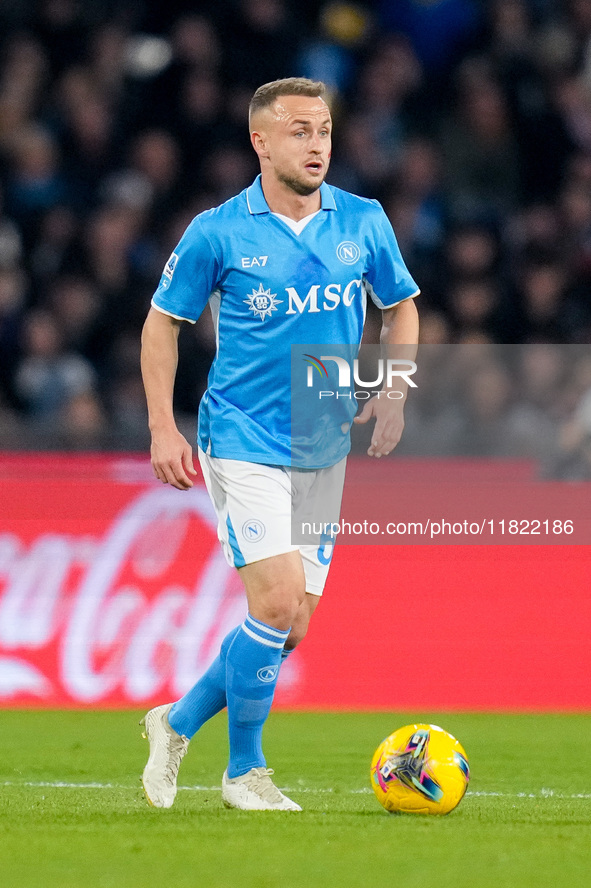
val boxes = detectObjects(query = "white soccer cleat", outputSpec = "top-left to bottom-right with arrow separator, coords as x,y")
140,703 -> 189,809
221,767 -> 302,811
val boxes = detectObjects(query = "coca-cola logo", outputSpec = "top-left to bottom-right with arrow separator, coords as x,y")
0,486 -> 247,703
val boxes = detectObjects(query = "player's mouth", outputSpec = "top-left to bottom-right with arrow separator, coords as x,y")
305,161 -> 323,174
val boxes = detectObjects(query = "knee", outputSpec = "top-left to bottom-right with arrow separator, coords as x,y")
259,603 -> 298,629
254,584 -> 305,630
241,551 -> 307,630
285,607 -> 312,650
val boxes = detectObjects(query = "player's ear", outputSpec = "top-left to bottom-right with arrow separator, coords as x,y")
250,129 -> 269,158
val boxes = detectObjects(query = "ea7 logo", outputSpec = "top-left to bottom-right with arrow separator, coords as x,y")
241,255 -> 268,268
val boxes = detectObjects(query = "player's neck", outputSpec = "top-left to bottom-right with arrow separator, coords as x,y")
260,176 -> 321,221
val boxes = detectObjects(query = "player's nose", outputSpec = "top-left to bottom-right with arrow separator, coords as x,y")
309,132 -> 323,152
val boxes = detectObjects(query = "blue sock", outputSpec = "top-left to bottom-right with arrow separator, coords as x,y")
167,628 -> 294,739
226,614 -> 289,779
168,626 -> 240,739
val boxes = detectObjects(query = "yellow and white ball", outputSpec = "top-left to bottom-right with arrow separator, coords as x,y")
370,723 -> 470,815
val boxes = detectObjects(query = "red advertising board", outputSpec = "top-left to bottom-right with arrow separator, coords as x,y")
0,454 -> 589,709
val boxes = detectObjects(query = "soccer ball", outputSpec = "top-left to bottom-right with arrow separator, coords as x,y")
370,723 -> 470,815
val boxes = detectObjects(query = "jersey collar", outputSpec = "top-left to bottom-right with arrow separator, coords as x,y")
246,175 -> 337,215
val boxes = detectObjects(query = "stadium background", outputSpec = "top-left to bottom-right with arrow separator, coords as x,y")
1,0 -> 590,710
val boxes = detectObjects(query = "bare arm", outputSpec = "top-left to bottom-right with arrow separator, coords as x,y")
140,307 -> 197,489
380,296 -> 419,354
353,297 -> 419,457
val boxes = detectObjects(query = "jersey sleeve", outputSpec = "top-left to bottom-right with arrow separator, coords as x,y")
151,216 -> 221,323
364,203 -> 420,309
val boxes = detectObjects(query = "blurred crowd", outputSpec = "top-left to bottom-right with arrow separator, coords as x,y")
352,343 -> 591,480
1,0 -> 591,465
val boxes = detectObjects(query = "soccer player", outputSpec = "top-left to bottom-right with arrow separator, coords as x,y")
140,77 -> 419,811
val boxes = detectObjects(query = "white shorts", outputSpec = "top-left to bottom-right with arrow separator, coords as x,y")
198,449 -> 346,596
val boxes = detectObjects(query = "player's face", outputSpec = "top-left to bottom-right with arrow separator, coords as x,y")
253,95 -> 332,196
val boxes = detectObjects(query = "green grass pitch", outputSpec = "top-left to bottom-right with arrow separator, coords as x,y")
1,710 -> 590,888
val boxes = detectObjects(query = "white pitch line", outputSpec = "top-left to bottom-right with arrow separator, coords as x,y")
1,781 -> 591,799
1,780 -> 128,789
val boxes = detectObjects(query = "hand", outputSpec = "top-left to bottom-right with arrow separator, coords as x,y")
150,426 -> 198,489
353,395 -> 405,458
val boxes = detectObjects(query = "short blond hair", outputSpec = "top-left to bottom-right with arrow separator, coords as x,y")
249,77 -> 328,125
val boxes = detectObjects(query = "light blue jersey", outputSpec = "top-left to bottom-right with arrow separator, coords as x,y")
152,175 -> 419,467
